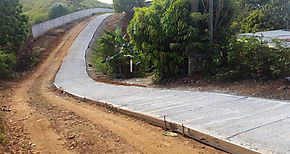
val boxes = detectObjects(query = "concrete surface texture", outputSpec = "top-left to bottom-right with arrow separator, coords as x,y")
54,14 -> 290,154
32,8 -> 113,38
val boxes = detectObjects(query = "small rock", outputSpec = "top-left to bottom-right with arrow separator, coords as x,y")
199,146 -> 205,149
163,142 -> 171,147
116,138 -> 120,142
31,144 -> 36,147
1,106 -> 11,112
68,134 -> 75,139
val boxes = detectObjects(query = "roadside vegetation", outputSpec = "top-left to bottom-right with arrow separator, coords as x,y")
0,0 -> 29,79
20,0 -> 112,24
94,0 -> 290,83
0,0 -> 112,80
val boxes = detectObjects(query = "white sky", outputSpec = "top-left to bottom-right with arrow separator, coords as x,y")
99,0 -> 113,4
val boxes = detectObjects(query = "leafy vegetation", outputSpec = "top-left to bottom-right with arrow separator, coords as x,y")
48,3 -> 70,19
0,0 -> 28,79
93,0 -> 288,82
215,37 -> 290,80
127,0 -> 236,81
20,0 -> 112,24
0,118 -> 7,145
113,0 -> 144,15
93,27 -> 138,78
0,0 -> 29,52
0,52 -> 16,79
237,0 -> 290,32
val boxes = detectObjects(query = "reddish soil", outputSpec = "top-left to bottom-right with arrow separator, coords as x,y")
155,77 -> 290,100
114,74 -> 290,101
0,15 -> 225,154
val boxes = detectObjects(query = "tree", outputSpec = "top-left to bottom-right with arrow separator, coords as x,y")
128,0 -> 211,80
0,0 -> 28,53
48,3 -> 70,19
238,0 -> 290,32
0,0 -> 28,78
96,27 -> 135,77
113,0 -> 145,15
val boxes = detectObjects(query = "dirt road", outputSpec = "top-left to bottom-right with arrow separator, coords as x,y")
0,16 -> 225,154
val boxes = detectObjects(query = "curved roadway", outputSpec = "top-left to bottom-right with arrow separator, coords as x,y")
54,14 -> 290,154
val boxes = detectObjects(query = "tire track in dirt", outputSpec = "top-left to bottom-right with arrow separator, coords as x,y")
4,15 -> 225,154
9,17 -> 92,154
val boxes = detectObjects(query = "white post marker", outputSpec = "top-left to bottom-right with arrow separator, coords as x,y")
130,59 -> 133,73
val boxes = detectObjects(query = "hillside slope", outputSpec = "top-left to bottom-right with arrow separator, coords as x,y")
20,0 -> 111,24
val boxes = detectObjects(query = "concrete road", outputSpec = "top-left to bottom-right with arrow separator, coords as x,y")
55,14 -> 290,154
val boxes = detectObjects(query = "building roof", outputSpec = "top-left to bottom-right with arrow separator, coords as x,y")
240,30 -> 290,39
239,30 -> 290,48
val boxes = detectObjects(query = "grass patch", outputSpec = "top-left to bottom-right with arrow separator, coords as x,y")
20,0 -> 112,24
91,51 -> 111,76
0,118 -> 7,145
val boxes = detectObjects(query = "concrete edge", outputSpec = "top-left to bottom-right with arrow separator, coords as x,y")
52,83 -> 259,154
52,13 -> 260,154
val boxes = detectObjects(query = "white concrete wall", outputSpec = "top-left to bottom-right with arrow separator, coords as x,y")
31,8 -> 113,38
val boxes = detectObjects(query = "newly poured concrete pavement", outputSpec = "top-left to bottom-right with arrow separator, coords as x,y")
55,14 -> 290,154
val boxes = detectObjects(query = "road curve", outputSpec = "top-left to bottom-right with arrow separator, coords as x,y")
54,14 -> 290,154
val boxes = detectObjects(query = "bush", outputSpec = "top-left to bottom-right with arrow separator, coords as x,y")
128,0 -> 209,81
48,3 -> 69,19
113,0 -> 144,15
215,37 -> 290,80
34,13 -> 49,24
94,27 -> 138,78
0,0 -> 28,53
0,52 -> 16,79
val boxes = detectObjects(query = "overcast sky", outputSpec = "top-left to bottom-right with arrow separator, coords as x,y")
99,0 -> 113,4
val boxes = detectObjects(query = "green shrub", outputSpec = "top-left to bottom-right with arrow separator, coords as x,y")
113,0 -> 144,15
48,3 -> 69,19
0,52 -> 16,79
215,37 -> 290,80
0,0 -> 28,53
94,27 -> 138,78
34,13 -> 49,24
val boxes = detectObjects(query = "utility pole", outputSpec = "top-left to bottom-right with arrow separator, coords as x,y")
209,0 -> 214,43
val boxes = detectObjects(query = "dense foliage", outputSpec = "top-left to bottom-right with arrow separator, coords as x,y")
93,0 -> 290,82
21,0 -> 112,24
113,0 -> 144,15
0,0 -> 29,53
238,0 -> 290,32
93,27 -> 137,78
48,3 -> 69,19
127,0 -> 235,81
216,37 -> 290,80
0,0 -> 28,79
0,52 -> 16,79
